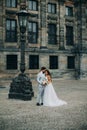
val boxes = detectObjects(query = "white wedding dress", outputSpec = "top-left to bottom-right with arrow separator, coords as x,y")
43,83 -> 67,107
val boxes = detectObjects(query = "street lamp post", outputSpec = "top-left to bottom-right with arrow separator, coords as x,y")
8,10 -> 34,100
17,10 -> 28,73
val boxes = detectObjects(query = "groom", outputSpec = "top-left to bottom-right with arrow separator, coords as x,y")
36,67 -> 46,106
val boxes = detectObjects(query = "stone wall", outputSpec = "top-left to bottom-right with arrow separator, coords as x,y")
0,0 -> 87,80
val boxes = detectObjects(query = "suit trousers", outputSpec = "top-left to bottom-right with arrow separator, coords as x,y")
37,85 -> 45,104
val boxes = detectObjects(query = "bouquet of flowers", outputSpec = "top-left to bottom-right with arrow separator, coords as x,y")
42,77 -> 48,86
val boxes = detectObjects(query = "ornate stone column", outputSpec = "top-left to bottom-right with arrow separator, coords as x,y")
40,0 -> 47,48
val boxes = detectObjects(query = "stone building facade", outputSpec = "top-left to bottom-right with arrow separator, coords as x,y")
0,0 -> 87,79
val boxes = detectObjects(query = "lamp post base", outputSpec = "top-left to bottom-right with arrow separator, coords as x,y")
8,73 -> 34,101
9,93 -> 32,100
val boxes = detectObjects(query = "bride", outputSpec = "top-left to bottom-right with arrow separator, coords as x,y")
43,69 -> 67,107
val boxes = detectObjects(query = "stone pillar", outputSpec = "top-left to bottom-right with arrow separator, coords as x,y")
59,26 -> 65,50
81,3 -> 87,49
80,1 -> 87,79
40,0 -> 47,48
75,1 -> 87,79
0,0 -> 4,48
59,1 -> 65,50
75,1 -> 82,79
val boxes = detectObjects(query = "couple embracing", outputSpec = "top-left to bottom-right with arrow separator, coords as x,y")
36,67 -> 67,107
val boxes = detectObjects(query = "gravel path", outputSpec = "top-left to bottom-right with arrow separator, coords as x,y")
0,79 -> 87,130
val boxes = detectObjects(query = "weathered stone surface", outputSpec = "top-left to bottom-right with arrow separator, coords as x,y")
0,79 -> 87,130
0,0 -> 87,80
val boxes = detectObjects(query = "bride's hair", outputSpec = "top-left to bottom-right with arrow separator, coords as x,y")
45,69 -> 52,77
45,70 -> 52,82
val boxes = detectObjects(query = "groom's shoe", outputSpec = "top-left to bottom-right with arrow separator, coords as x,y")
36,103 -> 40,106
41,103 -> 43,105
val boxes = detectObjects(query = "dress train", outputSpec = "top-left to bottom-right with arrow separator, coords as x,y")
43,83 -> 67,107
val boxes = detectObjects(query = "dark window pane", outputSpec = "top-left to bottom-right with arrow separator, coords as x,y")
48,24 -> 57,45
28,22 -> 38,43
6,19 -> 17,42
6,55 -> 17,70
50,56 -> 58,69
29,0 -> 38,11
67,56 -> 75,69
29,55 -> 39,69
6,0 -> 17,7
48,4 -> 51,13
66,26 -> 73,45
48,3 -> 56,14
66,6 -> 73,16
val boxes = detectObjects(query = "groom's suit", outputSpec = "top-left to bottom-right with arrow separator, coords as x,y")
37,71 -> 46,104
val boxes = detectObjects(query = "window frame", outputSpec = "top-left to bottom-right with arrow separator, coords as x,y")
28,21 -> 38,44
66,26 -> 74,45
67,56 -> 75,69
48,3 -> 56,14
49,56 -> 58,69
29,0 -> 38,11
66,6 -> 73,17
6,19 -> 17,42
5,0 -> 17,8
48,24 -> 57,45
6,55 -> 18,70
29,55 -> 39,69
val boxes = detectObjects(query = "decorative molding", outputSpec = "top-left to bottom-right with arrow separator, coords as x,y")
28,13 -> 38,18
47,14 -> 58,21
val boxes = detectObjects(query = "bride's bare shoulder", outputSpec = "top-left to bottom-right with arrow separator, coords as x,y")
47,75 -> 52,82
